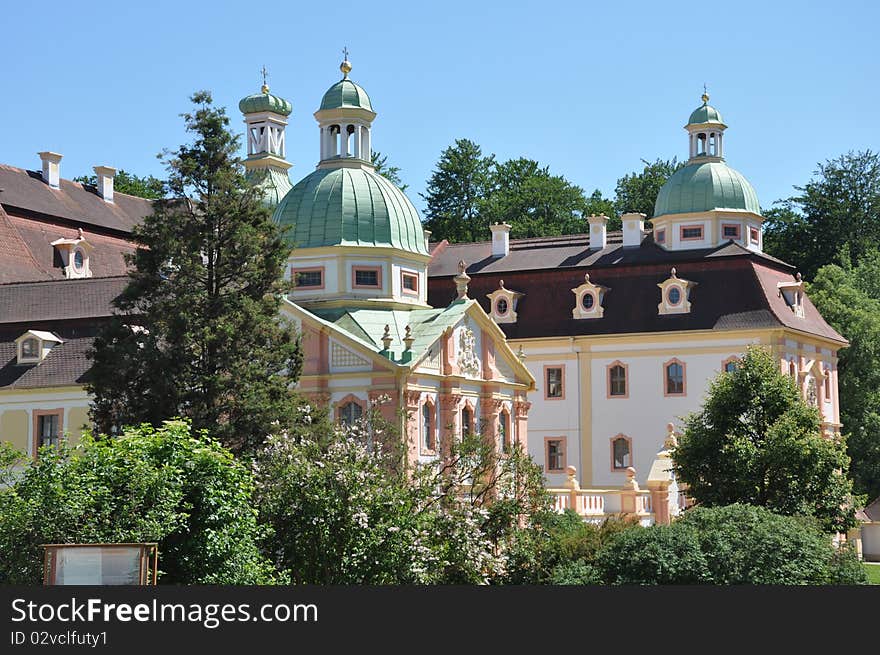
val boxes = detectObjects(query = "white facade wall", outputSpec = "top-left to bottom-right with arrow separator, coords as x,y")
520,335 -> 766,488
522,352 -> 580,488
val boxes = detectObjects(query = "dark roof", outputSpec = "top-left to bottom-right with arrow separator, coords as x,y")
0,276 -> 127,324
429,231 -> 791,277
0,208 -> 134,283
0,164 -> 151,234
0,324 -> 100,389
427,235 -> 846,344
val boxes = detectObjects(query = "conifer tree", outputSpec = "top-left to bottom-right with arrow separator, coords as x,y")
88,91 -> 303,453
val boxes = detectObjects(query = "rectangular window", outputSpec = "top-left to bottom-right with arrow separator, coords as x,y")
499,412 -> 509,453
401,271 -> 419,295
655,229 -> 666,244
612,437 -> 631,470
37,413 -> 60,449
750,227 -> 760,245
722,224 -> 741,239
422,403 -> 434,452
680,225 -> 704,241
294,268 -> 323,289
461,406 -> 473,436
665,361 -> 685,395
545,366 -> 564,399
545,438 -> 566,473
609,364 -> 627,397
353,267 -> 381,288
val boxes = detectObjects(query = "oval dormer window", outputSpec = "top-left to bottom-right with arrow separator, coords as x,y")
495,297 -> 508,316
667,286 -> 681,306
73,248 -> 85,273
22,338 -> 39,358
581,292 -> 595,310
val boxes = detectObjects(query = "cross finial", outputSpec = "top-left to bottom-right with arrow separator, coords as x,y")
340,47 -> 352,78
701,83 -> 709,104
260,65 -> 269,94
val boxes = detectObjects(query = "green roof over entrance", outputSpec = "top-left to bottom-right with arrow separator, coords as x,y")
273,166 -> 428,256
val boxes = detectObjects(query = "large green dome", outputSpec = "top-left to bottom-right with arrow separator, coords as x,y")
239,88 -> 292,116
654,161 -> 761,217
274,167 -> 427,255
320,79 -> 373,111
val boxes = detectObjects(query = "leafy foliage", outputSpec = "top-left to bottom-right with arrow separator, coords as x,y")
763,150 -> 880,280
482,158 -> 588,239
809,252 -> 880,500
595,504 -> 866,585
614,157 -> 683,218
74,169 -> 165,200
672,346 -> 857,532
254,403 -> 550,584
0,421 -> 277,584
422,138 -> 496,243
87,91 -> 303,453
371,151 -> 408,191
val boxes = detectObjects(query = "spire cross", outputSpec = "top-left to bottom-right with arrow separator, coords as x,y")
342,46 -> 349,61
260,65 -> 269,93
703,82 -> 707,96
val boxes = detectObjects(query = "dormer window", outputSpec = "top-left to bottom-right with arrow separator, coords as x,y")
50,229 -> 93,279
571,272 -> 609,320
487,280 -> 524,324
16,330 -> 63,364
657,268 -> 696,315
778,273 -> 806,318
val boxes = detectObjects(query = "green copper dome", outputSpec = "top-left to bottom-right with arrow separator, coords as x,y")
320,79 -> 373,111
239,88 -> 293,116
654,161 -> 761,217
274,167 -> 428,255
246,167 -> 293,209
688,99 -> 724,125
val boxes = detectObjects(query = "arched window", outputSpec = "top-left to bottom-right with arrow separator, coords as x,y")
664,360 -> 685,395
73,248 -> 85,273
608,363 -> 627,397
722,357 -> 739,374
422,402 -> 435,451
789,360 -> 796,377
611,435 -> 631,470
824,369 -> 831,401
461,406 -> 473,436
499,409 -> 510,453
338,400 -> 363,426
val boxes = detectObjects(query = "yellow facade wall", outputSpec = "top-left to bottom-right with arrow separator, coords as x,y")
66,406 -> 91,447
0,410 -> 29,453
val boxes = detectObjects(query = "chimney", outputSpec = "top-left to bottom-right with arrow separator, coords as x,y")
622,212 -> 646,248
490,222 -> 511,257
38,151 -> 63,189
93,165 -> 117,202
588,214 -> 608,249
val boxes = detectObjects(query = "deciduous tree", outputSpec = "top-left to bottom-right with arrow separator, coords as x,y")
672,346 -> 857,532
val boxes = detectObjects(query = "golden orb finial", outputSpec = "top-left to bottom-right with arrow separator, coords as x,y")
701,83 -> 709,104
261,65 -> 270,94
340,46 -> 352,78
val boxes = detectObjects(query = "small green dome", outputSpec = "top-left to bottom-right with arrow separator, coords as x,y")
274,167 -> 427,256
688,101 -> 724,125
239,88 -> 292,116
320,79 -> 373,111
654,161 -> 761,217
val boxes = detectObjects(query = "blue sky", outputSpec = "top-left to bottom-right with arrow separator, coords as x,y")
2,1 -> 877,215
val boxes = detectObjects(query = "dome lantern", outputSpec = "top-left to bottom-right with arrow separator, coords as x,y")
239,67 -> 293,207
314,53 -> 377,165
685,90 -> 727,160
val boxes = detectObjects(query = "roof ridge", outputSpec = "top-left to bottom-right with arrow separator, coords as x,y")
0,274 -> 128,288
